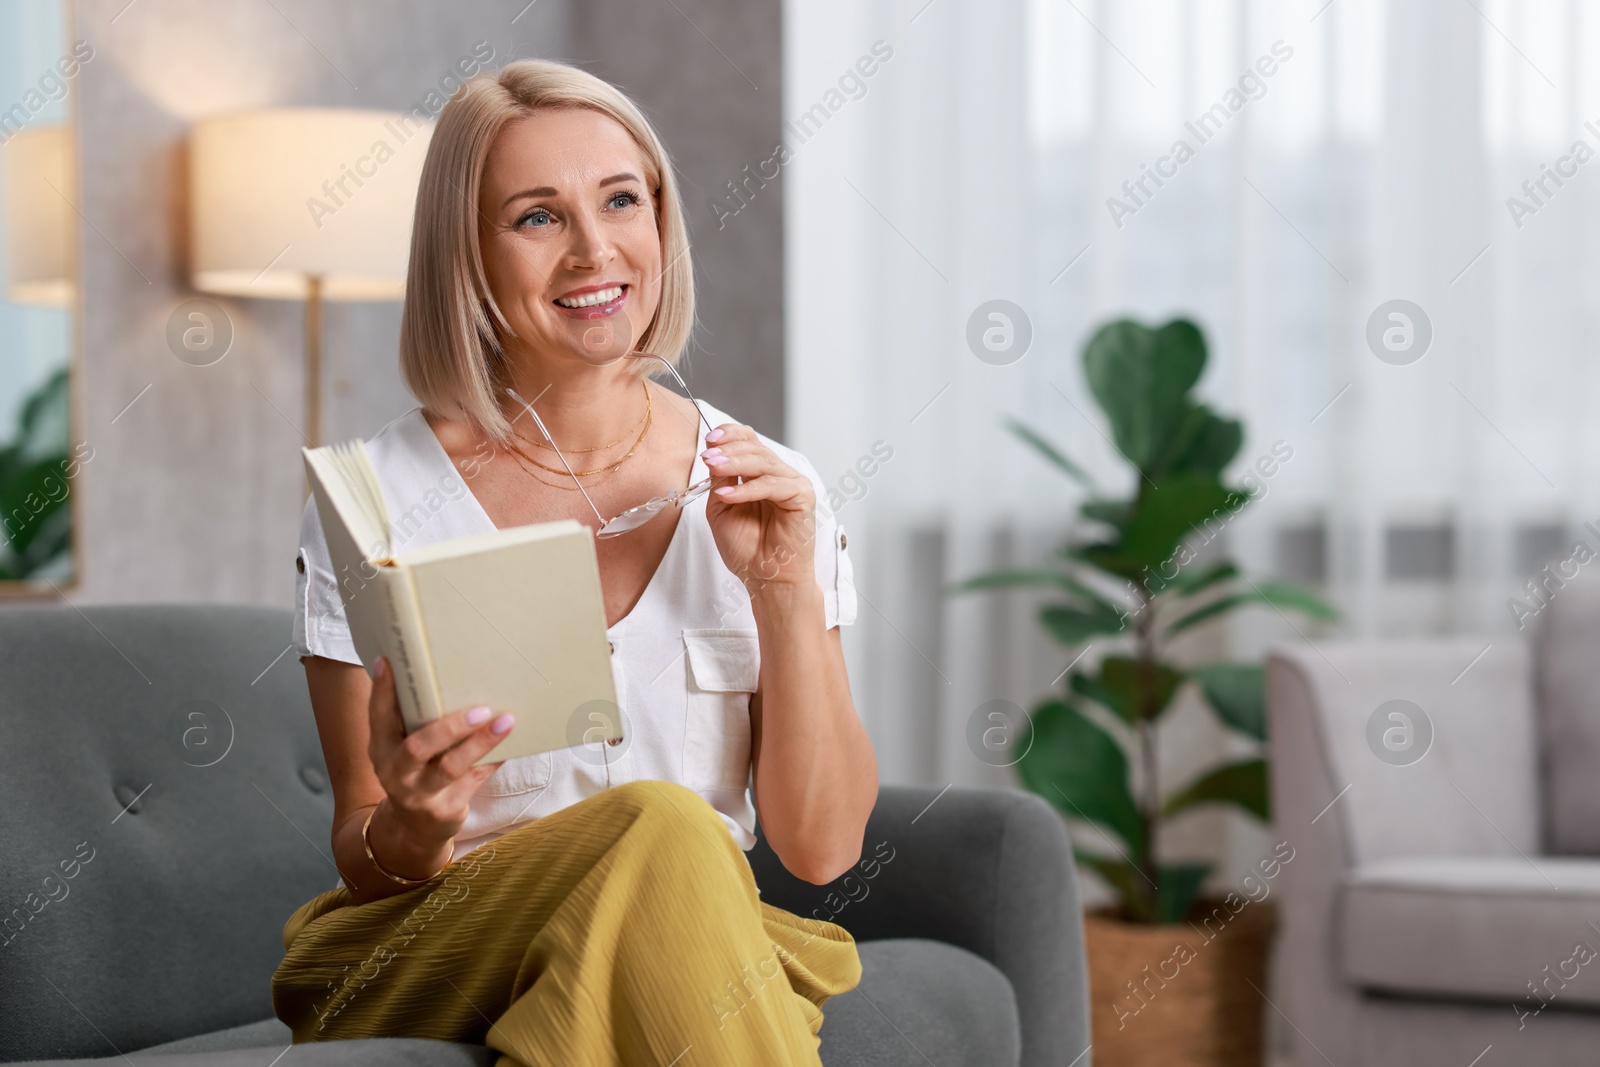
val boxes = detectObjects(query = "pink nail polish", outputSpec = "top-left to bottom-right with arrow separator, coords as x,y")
491,713 -> 515,735
706,427 -> 725,443
466,706 -> 491,726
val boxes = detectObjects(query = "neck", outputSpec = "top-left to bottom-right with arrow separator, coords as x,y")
500,355 -> 648,451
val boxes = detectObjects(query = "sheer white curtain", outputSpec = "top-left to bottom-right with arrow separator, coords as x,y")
785,0 -> 1597,873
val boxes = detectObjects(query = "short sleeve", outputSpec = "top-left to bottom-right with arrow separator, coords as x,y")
784,448 -> 858,630
292,493 -> 362,665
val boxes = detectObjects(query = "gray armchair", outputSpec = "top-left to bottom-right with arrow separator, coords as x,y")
1266,571 -> 1600,1066
0,604 -> 1088,1066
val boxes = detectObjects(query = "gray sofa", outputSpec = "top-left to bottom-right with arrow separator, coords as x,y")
0,604 -> 1089,1066
1267,572 -> 1600,1066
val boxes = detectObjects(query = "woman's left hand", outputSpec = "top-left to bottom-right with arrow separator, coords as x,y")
700,423 -> 816,593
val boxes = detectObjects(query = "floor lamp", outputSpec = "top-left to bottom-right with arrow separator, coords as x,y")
187,108 -> 433,462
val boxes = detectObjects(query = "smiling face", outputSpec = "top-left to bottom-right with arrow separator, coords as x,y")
476,107 -> 663,370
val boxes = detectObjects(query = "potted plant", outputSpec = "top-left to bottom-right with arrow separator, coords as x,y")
950,317 -> 1337,1066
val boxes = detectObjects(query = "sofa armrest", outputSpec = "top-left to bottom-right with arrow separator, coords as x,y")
747,784 -> 1087,1067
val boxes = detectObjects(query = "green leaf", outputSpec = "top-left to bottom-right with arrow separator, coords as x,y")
1167,561 -> 1239,597
946,569 -> 1081,597
1163,759 -> 1269,821
1080,499 -> 1134,530
1069,671 -> 1135,725
1018,700 -> 1143,853
1003,417 -> 1093,489
0,452 -> 72,558
947,569 -> 1124,615
1116,475 -> 1247,569
1073,848 -> 1148,917
1164,580 -> 1340,639
1081,656 -> 1185,724
1190,663 -> 1266,739
1083,318 -> 1207,473
1061,542 -> 1148,584
1156,862 -> 1212,925
1150,403 -> 1244,481
1040,602 -> 1130,645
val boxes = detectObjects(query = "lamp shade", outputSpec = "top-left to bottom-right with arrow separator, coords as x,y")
3,125 -> 74,306
188,108 -> 433,300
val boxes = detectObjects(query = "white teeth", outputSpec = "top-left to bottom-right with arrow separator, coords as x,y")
555,285 -> 624,308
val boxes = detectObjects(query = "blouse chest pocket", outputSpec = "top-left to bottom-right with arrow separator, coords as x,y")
475,750 -> 553,797
681,628 -> 759,792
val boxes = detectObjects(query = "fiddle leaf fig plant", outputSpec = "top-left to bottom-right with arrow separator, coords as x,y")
950,317 -> 1337,925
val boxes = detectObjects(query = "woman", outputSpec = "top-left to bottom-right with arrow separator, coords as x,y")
270,58 -> 878,1067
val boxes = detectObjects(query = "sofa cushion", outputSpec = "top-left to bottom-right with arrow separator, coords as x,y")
1340,855 -> 1600,1005
11,938 -> 1017,1066
9,1037 -> 495,1065
819,938 -> 1021,1066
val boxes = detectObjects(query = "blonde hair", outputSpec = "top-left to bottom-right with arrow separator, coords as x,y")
399,59 -> 695,448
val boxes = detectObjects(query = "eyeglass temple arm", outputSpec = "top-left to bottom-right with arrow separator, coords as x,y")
624,352 -> 715,439
505,387 -> 609,529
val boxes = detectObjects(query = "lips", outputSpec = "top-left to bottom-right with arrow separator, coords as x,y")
553,284 -> 628,317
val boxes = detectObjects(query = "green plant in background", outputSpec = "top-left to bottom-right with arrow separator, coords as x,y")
0,366 -> 74,580
949,317 -> 1337,925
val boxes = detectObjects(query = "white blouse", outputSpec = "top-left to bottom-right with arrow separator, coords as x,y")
291,397 -> 857,864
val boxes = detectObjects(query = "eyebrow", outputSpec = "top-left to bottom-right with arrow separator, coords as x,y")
501,172 -> 643,210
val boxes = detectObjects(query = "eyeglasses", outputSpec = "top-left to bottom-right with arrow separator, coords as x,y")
506,353 -> 727,538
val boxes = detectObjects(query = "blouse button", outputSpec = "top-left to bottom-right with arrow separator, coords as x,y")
840,532 -> 848,549
606,736 -> 622,747
609,641 -> 615,655
295,554 -> 305,574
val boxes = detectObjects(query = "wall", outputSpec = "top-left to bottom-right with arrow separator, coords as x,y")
45,0 -> 780,611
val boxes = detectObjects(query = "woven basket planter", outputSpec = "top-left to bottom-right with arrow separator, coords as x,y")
1083,898 -> 1277,1067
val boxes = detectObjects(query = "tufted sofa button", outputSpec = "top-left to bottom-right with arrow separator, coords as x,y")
113,783 -> 145,814
299,766 -> 328,793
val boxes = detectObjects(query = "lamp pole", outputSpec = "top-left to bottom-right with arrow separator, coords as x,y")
305,273 -> 323,450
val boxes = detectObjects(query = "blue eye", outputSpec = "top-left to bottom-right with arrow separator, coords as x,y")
517,209 -> 551,228
608,191 -> 642,210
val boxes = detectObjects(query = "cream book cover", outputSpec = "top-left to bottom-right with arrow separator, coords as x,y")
302,439 -> 621,765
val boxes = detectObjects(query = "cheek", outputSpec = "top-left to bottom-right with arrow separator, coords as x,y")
622,225 -> 664,313
483,238 -> 552,314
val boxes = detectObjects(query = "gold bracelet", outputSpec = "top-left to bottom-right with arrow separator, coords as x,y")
361,806 -> 453,887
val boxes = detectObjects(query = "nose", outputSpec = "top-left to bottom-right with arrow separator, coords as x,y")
563,208 -> 615,273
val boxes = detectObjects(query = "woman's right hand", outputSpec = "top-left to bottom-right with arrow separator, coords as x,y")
365,654 -> 514,851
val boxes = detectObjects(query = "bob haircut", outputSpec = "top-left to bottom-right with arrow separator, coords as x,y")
399,59 -> 695,448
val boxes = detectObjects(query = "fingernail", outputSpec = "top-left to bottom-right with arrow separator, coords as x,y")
375,657 -> 387,678
714,485 -> 735,495
466,706 -> 491,726
491,713 -> 515,735
706,427 -> 725,443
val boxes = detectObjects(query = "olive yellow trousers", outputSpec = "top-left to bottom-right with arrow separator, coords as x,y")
270,779 -> 862,1067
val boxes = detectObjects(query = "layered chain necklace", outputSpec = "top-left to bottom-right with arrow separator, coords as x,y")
503,379 -> 652,490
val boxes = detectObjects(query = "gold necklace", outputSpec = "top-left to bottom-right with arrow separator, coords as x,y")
503,440 -> 621,491
513,379 -> 650,453
512,385 -> 652,478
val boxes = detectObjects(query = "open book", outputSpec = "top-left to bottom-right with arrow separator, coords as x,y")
302,440 -> 621,765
